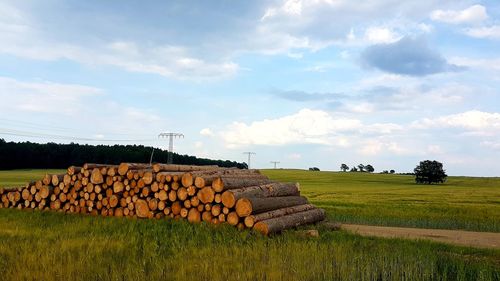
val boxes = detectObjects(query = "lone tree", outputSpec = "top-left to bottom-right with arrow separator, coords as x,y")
365,164 -> 374,173
414,160 -> 447,184
340,163 -> 349,172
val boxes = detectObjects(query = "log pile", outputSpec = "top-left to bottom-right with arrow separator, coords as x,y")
0,163 -> 325,235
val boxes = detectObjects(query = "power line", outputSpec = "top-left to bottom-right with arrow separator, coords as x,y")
243,152 -> 256,169
0,118 -> 155,137
0,128 -> 156,142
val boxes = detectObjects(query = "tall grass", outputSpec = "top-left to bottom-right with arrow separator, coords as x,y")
0,209 -> 498,281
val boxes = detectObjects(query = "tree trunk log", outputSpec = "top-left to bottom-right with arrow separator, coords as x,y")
235,196 -> 309,217
227,212 -> 239,226
51,174 -> 64,186
221,182 -> 300,208
118,163 -> 152,176
67,166 -> 82,175
90,168 -> 104,184
212,175 -> 272,192
197,187 -> 215,204
244,204 -> 316,228
253,208 -> 325,235
152,163 -> 219,173
187,208 -> 201,223
135,199 -> 150,218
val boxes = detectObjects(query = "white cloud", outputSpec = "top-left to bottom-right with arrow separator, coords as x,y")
287,153 -> 302,160
0,4 -> 238,81
0,77 -> 102,115
221,108 -> 402,148
254,0 -> 458,53
480,141 -> 500,150
430,5 -> 488,24
413,110 -> 500,132
194,141 -> 203,148
200,128 -> 214,137
364,27 -> 401,44
358,140 -> 410,156
464,25 -> 500,40
449,56 -> 500,71
427,145 -> 444,154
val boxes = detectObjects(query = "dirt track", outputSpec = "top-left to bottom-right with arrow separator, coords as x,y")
341,224 -> 500,249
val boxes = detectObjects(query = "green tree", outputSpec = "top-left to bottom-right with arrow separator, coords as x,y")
414,160 -> 447,184
390,169 -> 395,174
357,164 -> 365,172
340,163 -> 349,172
365,164 -> 374,173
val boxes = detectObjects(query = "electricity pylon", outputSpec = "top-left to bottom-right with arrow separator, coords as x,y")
270,161 -> 280,169
243,152 -> 256,169
159,132 -> 184,164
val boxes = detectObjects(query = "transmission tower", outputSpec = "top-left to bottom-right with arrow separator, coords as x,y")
159,132 -> 184,164
270,161 -> 280,169
243,152 -> 256,169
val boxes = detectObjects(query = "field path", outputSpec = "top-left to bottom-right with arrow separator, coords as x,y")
341,224 -> 500,249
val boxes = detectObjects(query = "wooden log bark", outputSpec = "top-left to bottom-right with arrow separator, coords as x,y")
118,163 -> 152,176
83,163 -> 112,170
67,166 -> 82,176
152,163 -> 219,173
190,170 -> 261,188
253,208 -> 325,235
235,196 -> 309,217
212,175 -> 272,192
244,204 -> 316,228
221,182 -> 300,208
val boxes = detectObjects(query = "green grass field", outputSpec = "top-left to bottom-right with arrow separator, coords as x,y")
262,169 -> 500,232
0,169 -> 499,280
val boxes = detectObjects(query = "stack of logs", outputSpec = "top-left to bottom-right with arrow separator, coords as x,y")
0,163 -> 325,235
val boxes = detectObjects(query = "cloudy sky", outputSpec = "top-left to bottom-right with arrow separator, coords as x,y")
1,1 -> 499,176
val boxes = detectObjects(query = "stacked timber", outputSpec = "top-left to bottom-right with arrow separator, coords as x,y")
0,163 -> 325,235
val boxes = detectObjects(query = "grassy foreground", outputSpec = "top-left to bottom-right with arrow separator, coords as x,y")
262,170 -> 500,232
0,169 -> 499,280
0,209 -> 498,281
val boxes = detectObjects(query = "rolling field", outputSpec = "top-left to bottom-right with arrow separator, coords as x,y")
0,169 -> 499,280
262,170 -> 500,232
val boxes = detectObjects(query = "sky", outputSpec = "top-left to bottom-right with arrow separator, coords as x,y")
0,0 -> 499,176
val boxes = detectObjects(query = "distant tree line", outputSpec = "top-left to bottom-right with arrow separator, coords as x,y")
340,163 -> 376,173
0,139 -> 247,170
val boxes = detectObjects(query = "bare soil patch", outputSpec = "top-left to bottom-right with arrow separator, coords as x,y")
341,224 -> 500,249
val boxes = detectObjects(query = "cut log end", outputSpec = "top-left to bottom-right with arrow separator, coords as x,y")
235,198 -> 252,217
135,199 -> 150,218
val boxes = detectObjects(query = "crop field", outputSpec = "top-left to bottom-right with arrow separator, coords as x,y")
262,169 -> 500,232
0,169 -> 499,281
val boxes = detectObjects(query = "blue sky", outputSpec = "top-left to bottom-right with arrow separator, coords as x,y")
1,1 -> 500,176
